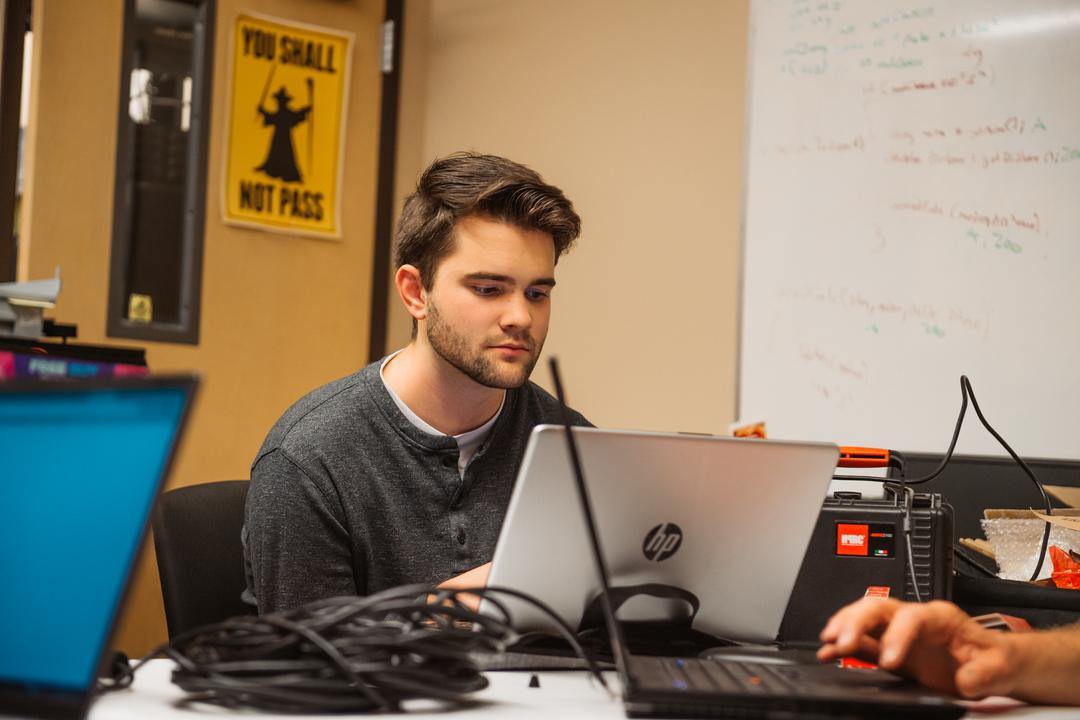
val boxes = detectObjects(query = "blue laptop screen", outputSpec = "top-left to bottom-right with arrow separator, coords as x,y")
0,384 -> 188,691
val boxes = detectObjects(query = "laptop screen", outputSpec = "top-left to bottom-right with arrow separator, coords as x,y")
0,382 -> 190,693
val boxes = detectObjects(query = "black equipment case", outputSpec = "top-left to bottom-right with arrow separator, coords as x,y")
779,486 -> 954,646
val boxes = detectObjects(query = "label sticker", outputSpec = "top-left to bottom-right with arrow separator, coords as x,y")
837,523 -> 869,555
836,522 -> 895,558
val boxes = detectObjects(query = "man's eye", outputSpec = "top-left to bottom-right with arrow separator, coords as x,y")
472,286 -> 499,296
526,288 -> 551,301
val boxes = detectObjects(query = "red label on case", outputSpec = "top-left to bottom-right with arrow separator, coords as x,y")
836,524 -> 869,556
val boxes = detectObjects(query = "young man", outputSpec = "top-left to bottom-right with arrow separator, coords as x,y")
242,153 -> 589,614
818,597 -> 1080,705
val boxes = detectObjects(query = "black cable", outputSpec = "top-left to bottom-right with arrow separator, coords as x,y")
895,482 -> 923,603
902,375 -> 968,487
101,584 -> 611,712
905,376 -> 1053,581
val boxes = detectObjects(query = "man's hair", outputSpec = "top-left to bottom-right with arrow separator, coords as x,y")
394,152 -> 582,289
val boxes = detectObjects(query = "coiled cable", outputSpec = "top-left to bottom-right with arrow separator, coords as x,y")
101,584 -> 610,712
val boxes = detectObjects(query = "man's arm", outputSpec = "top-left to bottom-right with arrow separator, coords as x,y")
244,449 -> 358,614
435,562 -> 491,612
818,597 -> 1080,704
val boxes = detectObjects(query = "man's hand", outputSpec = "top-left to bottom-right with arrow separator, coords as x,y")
817,598 -> 1022,699
435,562 -> 491,612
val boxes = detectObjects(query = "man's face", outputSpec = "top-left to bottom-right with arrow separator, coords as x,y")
423,215 -> 557,389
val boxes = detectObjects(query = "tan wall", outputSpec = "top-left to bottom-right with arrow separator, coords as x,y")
389,0 -> 749,433
21,0 -> 384,655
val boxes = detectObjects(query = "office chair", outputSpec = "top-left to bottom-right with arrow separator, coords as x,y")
152,479 -> 254,638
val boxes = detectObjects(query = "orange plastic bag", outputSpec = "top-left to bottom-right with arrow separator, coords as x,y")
1048,545 -> 1080,590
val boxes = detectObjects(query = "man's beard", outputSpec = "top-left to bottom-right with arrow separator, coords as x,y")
426,300 -> 542,389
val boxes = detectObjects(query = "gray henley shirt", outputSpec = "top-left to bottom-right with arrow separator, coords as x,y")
241,358 -> 590,614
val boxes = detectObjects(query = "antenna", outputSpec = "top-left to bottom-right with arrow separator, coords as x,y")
547,357 -> 629,676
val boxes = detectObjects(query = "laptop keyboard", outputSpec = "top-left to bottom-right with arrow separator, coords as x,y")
632,656 -> 810,696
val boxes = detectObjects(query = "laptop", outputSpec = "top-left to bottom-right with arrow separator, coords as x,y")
544,358 -> 965,719
484,425 -> 841,642
0,376 -> 197,720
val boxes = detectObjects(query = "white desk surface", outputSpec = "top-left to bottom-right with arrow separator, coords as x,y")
88,659 -> 1080,720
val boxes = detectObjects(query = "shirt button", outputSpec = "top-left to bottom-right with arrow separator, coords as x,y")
456,527 -> 467,545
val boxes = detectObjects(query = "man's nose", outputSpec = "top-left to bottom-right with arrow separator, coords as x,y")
499,292 -> 533,332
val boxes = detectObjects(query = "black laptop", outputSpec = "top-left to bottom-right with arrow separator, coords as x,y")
0,376 -> 197,720
546,358 -> 964,719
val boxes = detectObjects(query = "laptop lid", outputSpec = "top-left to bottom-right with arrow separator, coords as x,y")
0,376 -> 196,720
485,424 -> 839,644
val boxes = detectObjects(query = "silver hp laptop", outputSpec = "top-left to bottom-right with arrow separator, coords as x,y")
484,425 -> 841,643
0,376 -> 197,720
541,358 -> 964,719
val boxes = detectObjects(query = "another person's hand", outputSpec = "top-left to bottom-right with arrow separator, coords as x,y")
817,598 -> 1021,699
435,562 -> 491,613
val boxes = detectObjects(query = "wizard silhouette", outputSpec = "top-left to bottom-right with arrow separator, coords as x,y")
255,85 -> 311,183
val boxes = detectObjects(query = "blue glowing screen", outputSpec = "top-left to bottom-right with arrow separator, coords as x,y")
0,383 -> 188,691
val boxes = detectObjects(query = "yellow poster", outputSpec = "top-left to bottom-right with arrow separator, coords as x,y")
223,13 -> 352,238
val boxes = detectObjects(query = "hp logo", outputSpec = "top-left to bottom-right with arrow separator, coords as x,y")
642,523 -> 683,562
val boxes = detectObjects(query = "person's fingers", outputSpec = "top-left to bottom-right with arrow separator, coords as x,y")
880,600 -> 971,670
819,600 -> 875,642
820,597 -> 885,641
948,624 -> 1016,699
949,620 -> 996,663
821,598 -> 899,655
458,590 -> 482,614
954,643 -> 1014,699
820,614 -> 844,643
877,602 -> 935,669
818,634 -> 882,663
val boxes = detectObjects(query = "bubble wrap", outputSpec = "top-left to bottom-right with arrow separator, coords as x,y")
981,518 -> 1080,581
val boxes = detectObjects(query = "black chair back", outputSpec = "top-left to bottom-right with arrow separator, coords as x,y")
152,480 -> 253,638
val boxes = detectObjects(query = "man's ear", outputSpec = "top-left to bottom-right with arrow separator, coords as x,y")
395,264 -> 428,321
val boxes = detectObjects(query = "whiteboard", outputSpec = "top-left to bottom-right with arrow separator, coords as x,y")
740,0 -> 1080,459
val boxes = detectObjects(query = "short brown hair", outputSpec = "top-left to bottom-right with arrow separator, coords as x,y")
394,153 -> 581,289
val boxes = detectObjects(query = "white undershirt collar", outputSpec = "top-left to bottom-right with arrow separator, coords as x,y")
379,350 -> 504,476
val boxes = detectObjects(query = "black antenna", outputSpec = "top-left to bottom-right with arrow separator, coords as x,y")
547,357 -> 629,677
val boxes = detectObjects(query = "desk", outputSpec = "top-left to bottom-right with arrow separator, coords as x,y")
88,660 -> 1080,719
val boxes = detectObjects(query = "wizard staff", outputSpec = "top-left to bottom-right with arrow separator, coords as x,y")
306,77 -> 314,177
256,61 -> 277,118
